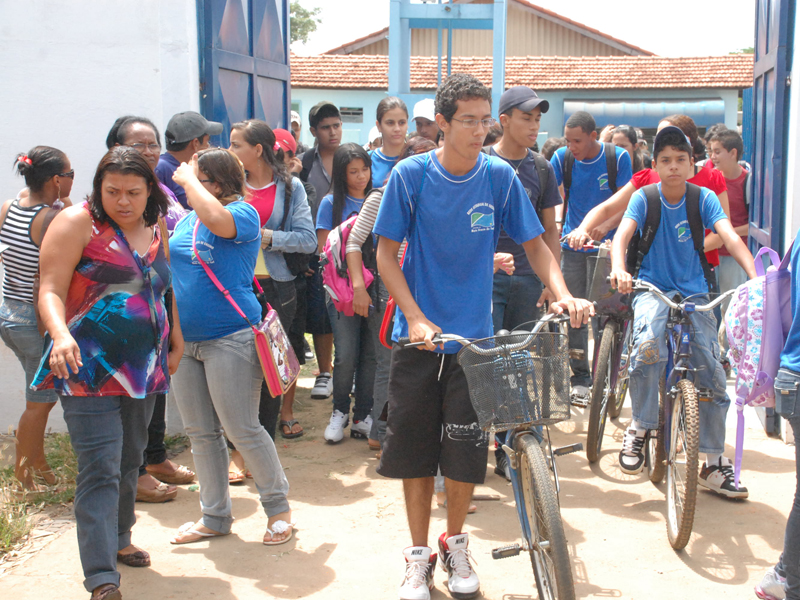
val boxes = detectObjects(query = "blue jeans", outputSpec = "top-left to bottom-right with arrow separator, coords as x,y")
0,299 -> 56,403
61,394 -> 156,592
629,291 -> 729,453
560,248 -> 599,387
717,255 -> 748,352
492,272 -> 544,332
327,298 -> 376,421
171,328 -> 290,534
774,368 -> 800,600
369,278 -> 391,441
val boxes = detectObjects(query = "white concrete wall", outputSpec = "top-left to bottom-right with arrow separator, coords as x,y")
0,0 -> 200,432
0,0 -> 200,202
784,15 -> 800,251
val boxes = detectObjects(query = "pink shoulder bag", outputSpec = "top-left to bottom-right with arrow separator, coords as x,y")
192,218 -> 300,396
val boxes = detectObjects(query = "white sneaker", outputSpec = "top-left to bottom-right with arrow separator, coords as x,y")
570,384 -> 591,407
311,372 -> 333,399
399,546 -> 437,600
755,565 -> 786,600
324,410 -> 349,443
438,532 -> 480,599
351,415 -> 373,439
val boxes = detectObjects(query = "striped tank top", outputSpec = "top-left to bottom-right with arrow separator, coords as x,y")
0,200 -> 48,304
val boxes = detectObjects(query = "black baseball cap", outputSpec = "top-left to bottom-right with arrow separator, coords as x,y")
654,125 -> 692,149
308,101 -> 340,129
165,111 -> 223,144
499,86 -> 550,116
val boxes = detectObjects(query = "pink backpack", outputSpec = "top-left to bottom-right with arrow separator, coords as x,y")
724,241 -> 794,485
320,213 -> 374,317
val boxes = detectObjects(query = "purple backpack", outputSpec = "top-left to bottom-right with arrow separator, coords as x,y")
724,241 -> 794,486
320,213 -> 374,317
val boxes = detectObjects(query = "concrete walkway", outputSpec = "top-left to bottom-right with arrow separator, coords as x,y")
0,377 -> 794,600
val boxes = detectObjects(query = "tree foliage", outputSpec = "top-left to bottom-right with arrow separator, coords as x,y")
730,47 -> 755,54
290,1 -> 321,45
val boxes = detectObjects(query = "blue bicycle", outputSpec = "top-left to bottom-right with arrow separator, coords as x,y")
403,314 -> 581,598
630,280 -> 733,550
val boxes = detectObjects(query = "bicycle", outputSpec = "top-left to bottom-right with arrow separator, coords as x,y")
628,280 -> 733,550
401,314 -> 582,599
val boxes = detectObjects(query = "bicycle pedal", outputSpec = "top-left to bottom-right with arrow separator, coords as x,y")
570,398 -> 589,408
492,544 -> 522,559
553,443 -> 583,456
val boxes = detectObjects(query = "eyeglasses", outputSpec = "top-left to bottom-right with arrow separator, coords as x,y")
451,117 -> 497,129
129,143 -> 161,153
57,170 -> 75,179
199,179 -> 214,184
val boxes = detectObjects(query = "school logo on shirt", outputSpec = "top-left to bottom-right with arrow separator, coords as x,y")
468,203 -> 495,232
598,173 -> 610,191
675,220 -> 692,243
191,241 -> 215,264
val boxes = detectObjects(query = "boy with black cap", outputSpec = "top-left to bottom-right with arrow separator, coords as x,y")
609,126 -> 755,496
155,110 -> 222,208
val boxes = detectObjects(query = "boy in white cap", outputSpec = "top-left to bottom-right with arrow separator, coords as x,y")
412,98 -> 440,143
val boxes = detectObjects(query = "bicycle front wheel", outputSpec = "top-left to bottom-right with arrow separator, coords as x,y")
587,321 -> 617,463
516,434 -> 575,600
666,379 -> 700,550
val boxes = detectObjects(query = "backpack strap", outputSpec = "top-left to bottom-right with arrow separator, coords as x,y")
532,151 -> 550,214
628,184 -> 662,277
604,142 -> 618,194
684,183 -> 716,294
299,150 -> 315,183
744,170 -> 751,210
562,149 -> 575,216
278,180 -> 292,233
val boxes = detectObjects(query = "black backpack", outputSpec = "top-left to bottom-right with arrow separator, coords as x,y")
627,183 -> 716,294
562,142 -> 618,219
278,180 -> 317,277
481,146 -> 551,218
299,150 -> 315,183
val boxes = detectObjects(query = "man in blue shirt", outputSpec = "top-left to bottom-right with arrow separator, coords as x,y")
609,126 -> 755,497
155,111 -> 221,208
375,73 -> 592,600
551,111 -> 632,404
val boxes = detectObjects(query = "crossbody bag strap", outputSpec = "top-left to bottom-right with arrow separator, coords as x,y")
192,218 -> 256,328
157,217 -> 170,263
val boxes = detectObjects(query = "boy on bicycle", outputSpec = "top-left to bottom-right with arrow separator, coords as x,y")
374,73 -> 593,600
609,126 -> 756,497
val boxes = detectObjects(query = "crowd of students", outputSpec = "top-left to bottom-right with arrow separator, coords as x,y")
0,72 -> 797,600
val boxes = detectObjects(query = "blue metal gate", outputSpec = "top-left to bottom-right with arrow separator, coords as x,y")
750,0 -> 794,254
197,0 -> 291,148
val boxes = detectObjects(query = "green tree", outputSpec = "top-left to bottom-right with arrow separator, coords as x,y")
290,1 -> 321,45
730,47 -> 755,54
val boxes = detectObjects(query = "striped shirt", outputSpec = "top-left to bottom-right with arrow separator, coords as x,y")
0,200 -> 47,304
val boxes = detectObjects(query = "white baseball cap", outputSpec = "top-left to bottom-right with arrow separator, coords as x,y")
368,126 -> 381,144
412,98 -> 436,123
291,110 -> 301,126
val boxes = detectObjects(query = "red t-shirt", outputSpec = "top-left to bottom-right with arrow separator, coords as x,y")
719,169 -> 748,256
245,181 -> 276,227
631,167 -> 728,266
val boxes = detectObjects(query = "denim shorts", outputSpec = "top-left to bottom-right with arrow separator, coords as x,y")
0,298 -> 57,403
775,368 -> 800,419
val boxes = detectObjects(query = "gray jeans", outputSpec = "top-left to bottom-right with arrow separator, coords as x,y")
172,328 -> 290,533
560,248 -> 600,387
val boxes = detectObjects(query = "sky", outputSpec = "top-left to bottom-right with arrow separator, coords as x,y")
291,0 -> 756,57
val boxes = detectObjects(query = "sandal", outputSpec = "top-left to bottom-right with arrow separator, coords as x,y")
171,521 -> 228,545
279,419 -> 304,439
10,481 -> 52,503
117,549 -> 151,568
146,463 -> 195,485
229,469 -> 245,484
91,584 -> 122,600
263,520 -> 295,546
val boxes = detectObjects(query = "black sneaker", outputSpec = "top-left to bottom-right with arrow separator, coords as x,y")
618,427 -> 646,475
494,449 -> 511,481
699,457 -> 749,499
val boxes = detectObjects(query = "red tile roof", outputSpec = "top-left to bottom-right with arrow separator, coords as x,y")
291,54 -> 754,90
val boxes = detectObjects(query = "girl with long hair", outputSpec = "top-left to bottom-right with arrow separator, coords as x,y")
370,97 -> 408,187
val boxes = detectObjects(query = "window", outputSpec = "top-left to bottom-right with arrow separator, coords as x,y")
340,107 -> 363,124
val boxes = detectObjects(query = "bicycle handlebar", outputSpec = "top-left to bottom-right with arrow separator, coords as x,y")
630,279 -> 734,313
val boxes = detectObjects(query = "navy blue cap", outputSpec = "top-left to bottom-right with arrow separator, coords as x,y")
654,125 -> 692,148
499,86 -> 549,116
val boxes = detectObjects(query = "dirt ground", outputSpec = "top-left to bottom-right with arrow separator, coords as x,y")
0,374 -> 795,600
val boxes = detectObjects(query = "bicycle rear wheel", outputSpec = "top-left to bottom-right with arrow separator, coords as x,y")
587,321 -> 617,463
647,375 -> 667,484
607,323 -> 631,419
666,379 -> 700,550
516,434 -> 575,600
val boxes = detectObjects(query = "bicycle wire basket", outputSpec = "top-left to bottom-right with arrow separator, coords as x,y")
456,328 -> 571,431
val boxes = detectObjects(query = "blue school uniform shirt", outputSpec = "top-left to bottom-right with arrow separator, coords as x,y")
374,150 -> 545,353
169,201 -> 262,342
781,233 -> 800,372
551,144 -> 632,252
316,194 -> 364,231
370,149 -> 398,188
623,183 -> 727,298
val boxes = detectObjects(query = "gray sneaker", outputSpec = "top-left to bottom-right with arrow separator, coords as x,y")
311,372 -> 333,399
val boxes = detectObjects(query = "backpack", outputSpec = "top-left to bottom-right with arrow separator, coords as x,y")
724,240 -> 794,486
299,150 -> 316,183
627,183 -> 715,293
562,142 -> 618,219
320,213 -> 375,317
277,180 -> 315,277
481,146 -> 551,218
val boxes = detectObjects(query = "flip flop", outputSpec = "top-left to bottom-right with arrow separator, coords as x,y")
117,549 -> 151,567
229,469 -> 245,484
171,521 -> 228,545
279,419 -> 304,439
147,463 -> 195,485
263,520 -> 295,545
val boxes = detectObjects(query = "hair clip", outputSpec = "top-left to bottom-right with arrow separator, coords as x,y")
19,155 -> 33,166
273,142 -> 281,151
